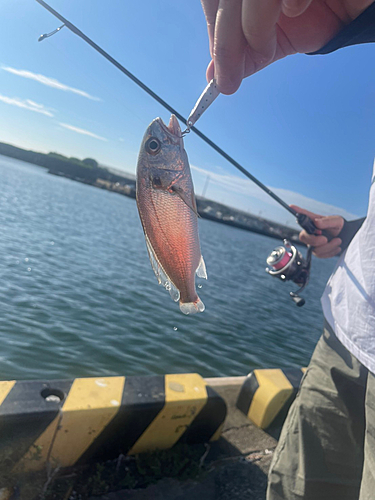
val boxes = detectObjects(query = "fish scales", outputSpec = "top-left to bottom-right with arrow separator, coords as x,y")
140,190 -> 198,294
136,114 -> 207,314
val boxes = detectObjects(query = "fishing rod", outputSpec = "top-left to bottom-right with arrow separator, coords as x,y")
35,0 -> 321,236
36,0 -> 330,306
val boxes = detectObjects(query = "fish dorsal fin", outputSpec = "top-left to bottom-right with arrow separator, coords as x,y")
196,255 -> 207,279
144,233 -> 180,302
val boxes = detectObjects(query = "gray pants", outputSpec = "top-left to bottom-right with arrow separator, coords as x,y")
267,323 -> 375,500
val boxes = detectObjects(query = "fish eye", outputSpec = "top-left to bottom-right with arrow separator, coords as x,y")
145,137 -> 161,155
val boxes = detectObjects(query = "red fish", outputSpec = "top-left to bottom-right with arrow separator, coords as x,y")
136,114 -> 207,314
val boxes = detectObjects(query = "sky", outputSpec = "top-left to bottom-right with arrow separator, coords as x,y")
0,0 -> 374,226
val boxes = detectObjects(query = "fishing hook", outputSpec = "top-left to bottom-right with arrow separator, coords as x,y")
181,127 -> 191,137
38,24 -> 65,42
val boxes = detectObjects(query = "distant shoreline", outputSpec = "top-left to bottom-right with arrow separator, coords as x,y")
0,141 -> 300,242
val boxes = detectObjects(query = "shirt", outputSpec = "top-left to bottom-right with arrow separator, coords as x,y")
321,161 -> 375,372
308,1 -> 375,55
309,3 -> 375,370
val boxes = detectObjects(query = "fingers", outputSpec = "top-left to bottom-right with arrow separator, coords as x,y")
241,0 -> 281,65
299,232 -> 329,247
312,239 -> 342,259
201,0 -> 317,92
299,230 -> 342,259
213,0 -> 246,94
291,204 -> 345,239
201,0 -> 219,58
281,0 -> 313,18
290,204 -> 321,221
203,0 -> 289,92
314,216 -> 344,235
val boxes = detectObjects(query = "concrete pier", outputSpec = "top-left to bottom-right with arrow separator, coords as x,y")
93,377 -> 278,500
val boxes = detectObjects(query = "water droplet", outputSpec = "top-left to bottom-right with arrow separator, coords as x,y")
50,241 -> 55,245
16,260 -> 19,265
27,267 -> 31,272
173,327 -> 178,331
198,284 -> 202,289
25,258 -> 29,262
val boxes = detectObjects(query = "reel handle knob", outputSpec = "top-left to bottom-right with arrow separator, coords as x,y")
290,294 -> 305,307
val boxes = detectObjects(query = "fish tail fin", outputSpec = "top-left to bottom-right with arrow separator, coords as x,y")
179,297 -> 205,315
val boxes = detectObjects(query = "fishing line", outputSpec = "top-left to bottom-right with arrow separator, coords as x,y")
35,0 -> 320,236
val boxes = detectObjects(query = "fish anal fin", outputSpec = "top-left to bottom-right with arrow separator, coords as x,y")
144,234 -> 180,302
196,255 -> 207,279
166,281 -> 180,302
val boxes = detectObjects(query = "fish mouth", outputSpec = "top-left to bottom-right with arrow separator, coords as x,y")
158,114 -> 181,138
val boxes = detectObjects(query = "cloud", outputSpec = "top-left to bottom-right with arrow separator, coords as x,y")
2,66 -> 101,102
191,164 -> 360,221
59,122 -> 108,142
0,94 -> 54,117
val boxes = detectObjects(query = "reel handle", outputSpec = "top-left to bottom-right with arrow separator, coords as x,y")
295,213 -> 333,242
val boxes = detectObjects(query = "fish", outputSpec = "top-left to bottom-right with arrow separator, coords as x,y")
136,114 -> 207,314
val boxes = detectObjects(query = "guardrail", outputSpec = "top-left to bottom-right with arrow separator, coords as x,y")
0,373 -> 226,476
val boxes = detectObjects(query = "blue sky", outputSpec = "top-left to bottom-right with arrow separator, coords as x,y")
0,0 -> 374,225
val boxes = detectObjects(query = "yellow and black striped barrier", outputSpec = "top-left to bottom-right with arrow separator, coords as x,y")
236,368 -> 306,429
0,373 -> 226,474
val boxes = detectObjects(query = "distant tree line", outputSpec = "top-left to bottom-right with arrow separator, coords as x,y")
0,142 -> 299,241
0,142 -> 135,186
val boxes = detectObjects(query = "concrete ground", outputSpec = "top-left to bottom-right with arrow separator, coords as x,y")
92,377 -> 278,500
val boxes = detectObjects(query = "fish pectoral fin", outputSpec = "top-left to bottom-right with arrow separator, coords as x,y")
196,255 -> 207,279
170,185 -> 199,217
191,192 -> 201,218
144,234 -> 180,302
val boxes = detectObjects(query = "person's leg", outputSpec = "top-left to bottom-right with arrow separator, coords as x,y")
267,322 -> 367,500
359,372 -> 375,500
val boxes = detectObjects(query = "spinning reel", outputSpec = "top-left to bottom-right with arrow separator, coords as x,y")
265,212 -> 331,307
266,240 -> 313,307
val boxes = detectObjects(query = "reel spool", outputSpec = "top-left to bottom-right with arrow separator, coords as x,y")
265,239 -> 312,307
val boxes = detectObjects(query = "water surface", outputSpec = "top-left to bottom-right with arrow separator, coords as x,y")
0,157 -> 335,380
